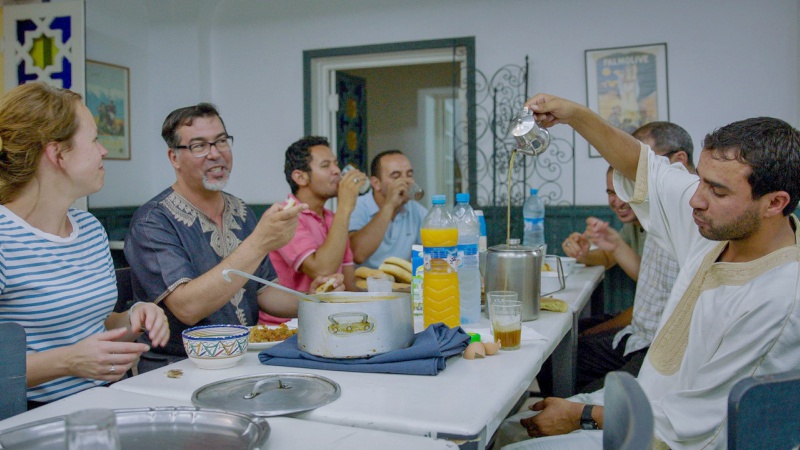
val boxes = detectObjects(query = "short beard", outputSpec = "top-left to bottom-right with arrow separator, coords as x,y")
698,204 -> 761,241
203,171 -> 229,191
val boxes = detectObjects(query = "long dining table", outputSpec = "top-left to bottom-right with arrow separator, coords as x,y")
106,264 -> 605,449
0,387 -> 458,449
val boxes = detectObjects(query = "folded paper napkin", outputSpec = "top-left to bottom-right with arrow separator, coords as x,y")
258,323 -> 470,376
461,324 -> 548,342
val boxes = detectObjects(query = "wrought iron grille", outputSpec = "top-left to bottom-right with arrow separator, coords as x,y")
467,57 -> 576,207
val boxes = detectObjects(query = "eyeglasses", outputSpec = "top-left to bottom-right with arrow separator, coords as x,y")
174,136 -> 234,158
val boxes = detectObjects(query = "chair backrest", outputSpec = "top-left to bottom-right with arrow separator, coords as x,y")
603,371 -> 653,450
728,369 -> 800,450
0,322 -> 27,420
114,267 -> 134,313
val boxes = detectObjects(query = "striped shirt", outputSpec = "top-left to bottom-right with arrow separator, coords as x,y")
612,234 -> 680,355
0,205 -> 116,402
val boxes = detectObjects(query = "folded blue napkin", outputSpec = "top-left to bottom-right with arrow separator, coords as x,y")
258,323 -> 470,376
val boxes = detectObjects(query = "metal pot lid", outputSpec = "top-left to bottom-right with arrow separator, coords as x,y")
191,373 -> 341,417
0,407 -> 270,450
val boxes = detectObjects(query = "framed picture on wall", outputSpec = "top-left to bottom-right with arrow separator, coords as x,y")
86,60 -> 130,160
585,43 -> 669,157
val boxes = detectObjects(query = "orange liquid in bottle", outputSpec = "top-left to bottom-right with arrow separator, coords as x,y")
421,227 -> 460,328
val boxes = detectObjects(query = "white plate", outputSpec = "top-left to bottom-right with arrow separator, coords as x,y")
248,324 -> 297,351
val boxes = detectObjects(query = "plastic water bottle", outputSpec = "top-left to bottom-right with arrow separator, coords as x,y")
523,188 -> 545,250
453,193 -> 481,324
420,195 -> 460,328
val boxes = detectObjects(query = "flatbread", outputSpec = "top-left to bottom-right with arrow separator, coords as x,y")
315,277 -> 337,293
540,297 -> 568,313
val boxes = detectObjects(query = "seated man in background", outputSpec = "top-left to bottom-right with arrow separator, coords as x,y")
562,166 -> 644,282
348,150 -> 428,269
509,94 -> 800,449
269,136 -> 361,299
575,121 -> 695,393
125,103 -> 332,373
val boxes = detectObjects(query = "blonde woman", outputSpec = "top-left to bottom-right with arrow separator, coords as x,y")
0,82 -> 169,405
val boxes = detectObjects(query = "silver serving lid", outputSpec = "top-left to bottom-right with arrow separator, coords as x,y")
191,373 -> 341,416
0,407 -> 269,450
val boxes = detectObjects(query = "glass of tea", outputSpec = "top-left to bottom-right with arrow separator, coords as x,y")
490,299 -> 522,350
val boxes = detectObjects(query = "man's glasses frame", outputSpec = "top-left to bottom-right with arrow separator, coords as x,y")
174,135 -> 234,158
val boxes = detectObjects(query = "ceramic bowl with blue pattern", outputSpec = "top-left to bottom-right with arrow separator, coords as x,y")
182,324 -> 250,369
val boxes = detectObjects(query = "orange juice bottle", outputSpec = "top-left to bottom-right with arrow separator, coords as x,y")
421,195 -> 460,328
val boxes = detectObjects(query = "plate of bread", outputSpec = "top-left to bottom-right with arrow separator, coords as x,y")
354,257 -> 412,293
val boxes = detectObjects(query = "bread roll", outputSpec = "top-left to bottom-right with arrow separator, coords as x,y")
383,256 -> 412,273
379,263 -> 412,284
355,277 -> 410,293
354,266 -> 386,280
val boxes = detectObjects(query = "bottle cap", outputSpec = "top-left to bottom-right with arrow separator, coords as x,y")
432,195 -> 446,205
468,332 -> 481,343
456,192 -> 470,203
530,188 -> 538,195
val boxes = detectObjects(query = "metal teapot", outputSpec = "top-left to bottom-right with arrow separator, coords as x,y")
508,106 -> 551,156
485,239 -> 564,321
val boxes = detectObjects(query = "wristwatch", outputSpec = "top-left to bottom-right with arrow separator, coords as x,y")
580,404 -> 599,430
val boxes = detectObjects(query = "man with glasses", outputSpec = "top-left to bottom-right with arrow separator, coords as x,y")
125,103 -> 333,373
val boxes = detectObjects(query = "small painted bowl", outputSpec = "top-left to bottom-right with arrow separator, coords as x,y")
182,324 -> 250,370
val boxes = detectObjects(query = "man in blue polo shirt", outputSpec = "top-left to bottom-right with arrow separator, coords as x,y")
348,150 -> 428,269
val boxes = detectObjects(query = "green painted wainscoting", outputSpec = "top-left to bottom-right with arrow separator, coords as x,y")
481,205 -> 636,315
91,204 -> 640,315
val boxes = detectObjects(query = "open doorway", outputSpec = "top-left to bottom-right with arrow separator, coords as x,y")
303,37 -> 476,207
337,63 -> 455,207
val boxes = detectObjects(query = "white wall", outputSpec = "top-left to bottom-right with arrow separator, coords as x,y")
85,0 -> 800,207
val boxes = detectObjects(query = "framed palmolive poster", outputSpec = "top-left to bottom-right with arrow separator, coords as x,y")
585,43 -> 669,157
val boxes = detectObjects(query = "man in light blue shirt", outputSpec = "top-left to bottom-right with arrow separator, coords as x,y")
349,150 -> 428,269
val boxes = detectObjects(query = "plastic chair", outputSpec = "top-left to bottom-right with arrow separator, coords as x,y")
603,371 -> 653,450
0,322 -> 27,420
114,267 -> 134,313
728,369 -> 800,450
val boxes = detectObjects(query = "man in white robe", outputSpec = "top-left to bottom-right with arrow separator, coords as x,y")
504,96 -> 800,450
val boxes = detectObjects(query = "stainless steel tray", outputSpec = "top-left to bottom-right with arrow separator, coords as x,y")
192,373 -> 341,416
0,407 -> 270,450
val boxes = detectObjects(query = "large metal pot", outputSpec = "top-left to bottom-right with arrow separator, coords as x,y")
485,239 -> 564,321
298,291 -> 413,359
